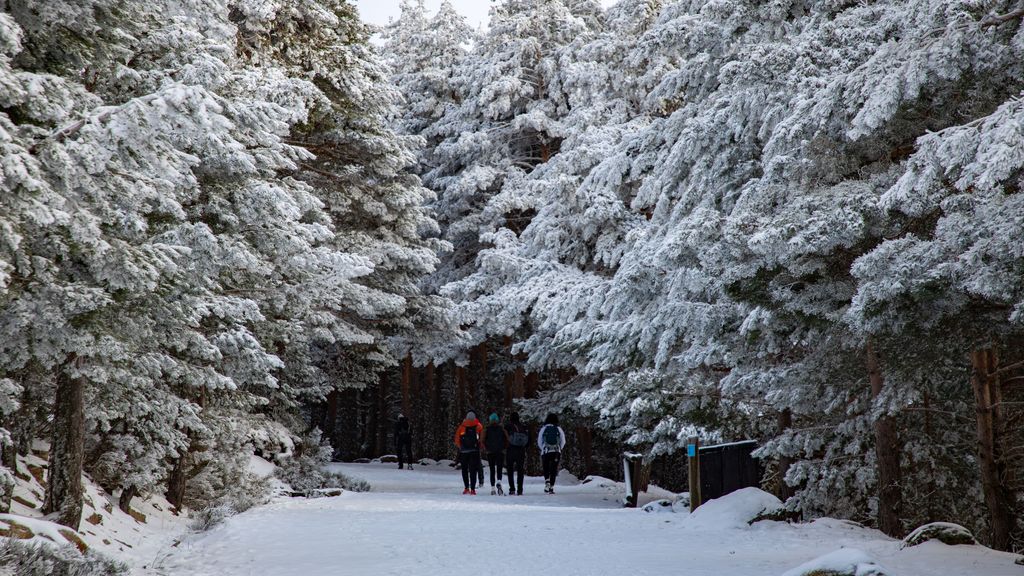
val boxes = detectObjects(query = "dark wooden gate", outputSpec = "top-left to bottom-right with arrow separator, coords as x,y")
699,440 -> 762,501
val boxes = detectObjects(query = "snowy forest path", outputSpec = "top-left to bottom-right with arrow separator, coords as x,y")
153,464 -> 1020,576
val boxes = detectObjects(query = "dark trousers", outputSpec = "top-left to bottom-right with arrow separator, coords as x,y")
487,452 -> 504,486
397,438 -> 412,468
506,450 -> 525,493
542,451 -> 561,486
460,451 -> 481,489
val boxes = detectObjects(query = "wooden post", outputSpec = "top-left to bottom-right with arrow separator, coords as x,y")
688,436 -> 702,512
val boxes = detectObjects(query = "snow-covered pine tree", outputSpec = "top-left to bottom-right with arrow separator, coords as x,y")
0,0 -> 436,525
231,0 -> 447,445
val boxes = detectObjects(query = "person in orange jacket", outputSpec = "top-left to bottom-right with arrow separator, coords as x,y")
454,411 -> 484,495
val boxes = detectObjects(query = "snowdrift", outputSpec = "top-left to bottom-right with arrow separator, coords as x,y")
780,548 -> 888,576
685,487 -> 784,529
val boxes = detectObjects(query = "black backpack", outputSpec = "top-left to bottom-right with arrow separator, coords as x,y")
485,424 -> 506,453
460,425 -> 479,451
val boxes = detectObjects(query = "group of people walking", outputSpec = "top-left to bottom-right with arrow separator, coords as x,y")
454,411 -> 565,496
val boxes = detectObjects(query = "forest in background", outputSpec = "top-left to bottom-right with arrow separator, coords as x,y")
325,0 -> 1024,552
0,0 -> 1022,558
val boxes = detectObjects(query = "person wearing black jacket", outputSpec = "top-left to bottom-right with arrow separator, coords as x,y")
394,414 -> 413,470
482,413 -> 509,495
504,412 -> 529,495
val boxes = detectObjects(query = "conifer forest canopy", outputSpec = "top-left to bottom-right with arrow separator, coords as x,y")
1,0 -> 1023,556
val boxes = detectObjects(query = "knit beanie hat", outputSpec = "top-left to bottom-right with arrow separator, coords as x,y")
466,411 -> 476,421
489,413 -> 499,423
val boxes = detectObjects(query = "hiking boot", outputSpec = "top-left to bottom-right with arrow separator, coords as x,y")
490,487 -> 496,495
496,485 -> 504,496
517,489 -> 523,496
470,489 -> 477,495
544,481 -> 551,493
463,488 -> 470,495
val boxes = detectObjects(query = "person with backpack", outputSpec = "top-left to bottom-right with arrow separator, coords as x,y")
482,413 -> 509,495
537,413 -> 566,494
454,412 -> 484,494
394,414 -> 413,470
504,412 -> 529,495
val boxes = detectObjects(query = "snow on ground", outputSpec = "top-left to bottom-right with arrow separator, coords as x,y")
153,463 -> 1021,576
3,444 -> 190,571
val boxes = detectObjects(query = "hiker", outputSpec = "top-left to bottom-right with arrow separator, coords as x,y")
454,411 -> 484,494
482,413 -> 509,495
394,414 -> 413,470
537,413 -> 566,494
504,412 -> 529,495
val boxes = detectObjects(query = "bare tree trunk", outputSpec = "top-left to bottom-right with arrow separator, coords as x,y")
777,408 -> 796,502
867,339 -> 902,538
43,358 -> 85,529
971,347 -> 1016,550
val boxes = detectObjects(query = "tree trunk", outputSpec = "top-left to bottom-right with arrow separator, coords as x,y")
970,347 -> 1015,550
420,362 -> 433,458
576,426 -> 594,477
166,453 -> 188,511
377,371 -> 389,455
165,389 -> 205,512
777,408 -> 796,502
525,372 -> 539,399
325,389 -> 339,441
118,485 -> 137,515
401,354 -> 412,416
513,364 -> 525,400
430,363 -> 442,457
503,337 -> 514,409
43,359 -> 86,529
455,365 -> 467,421
866,339 -> 902,538
470,343 -> 486,409
921,391 -> 938,522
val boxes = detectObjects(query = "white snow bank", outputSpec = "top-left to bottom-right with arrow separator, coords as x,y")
781,548 -> 888,576
686,487 -> 782,529
0,514 -> 85,550
247,455 -> 276,478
